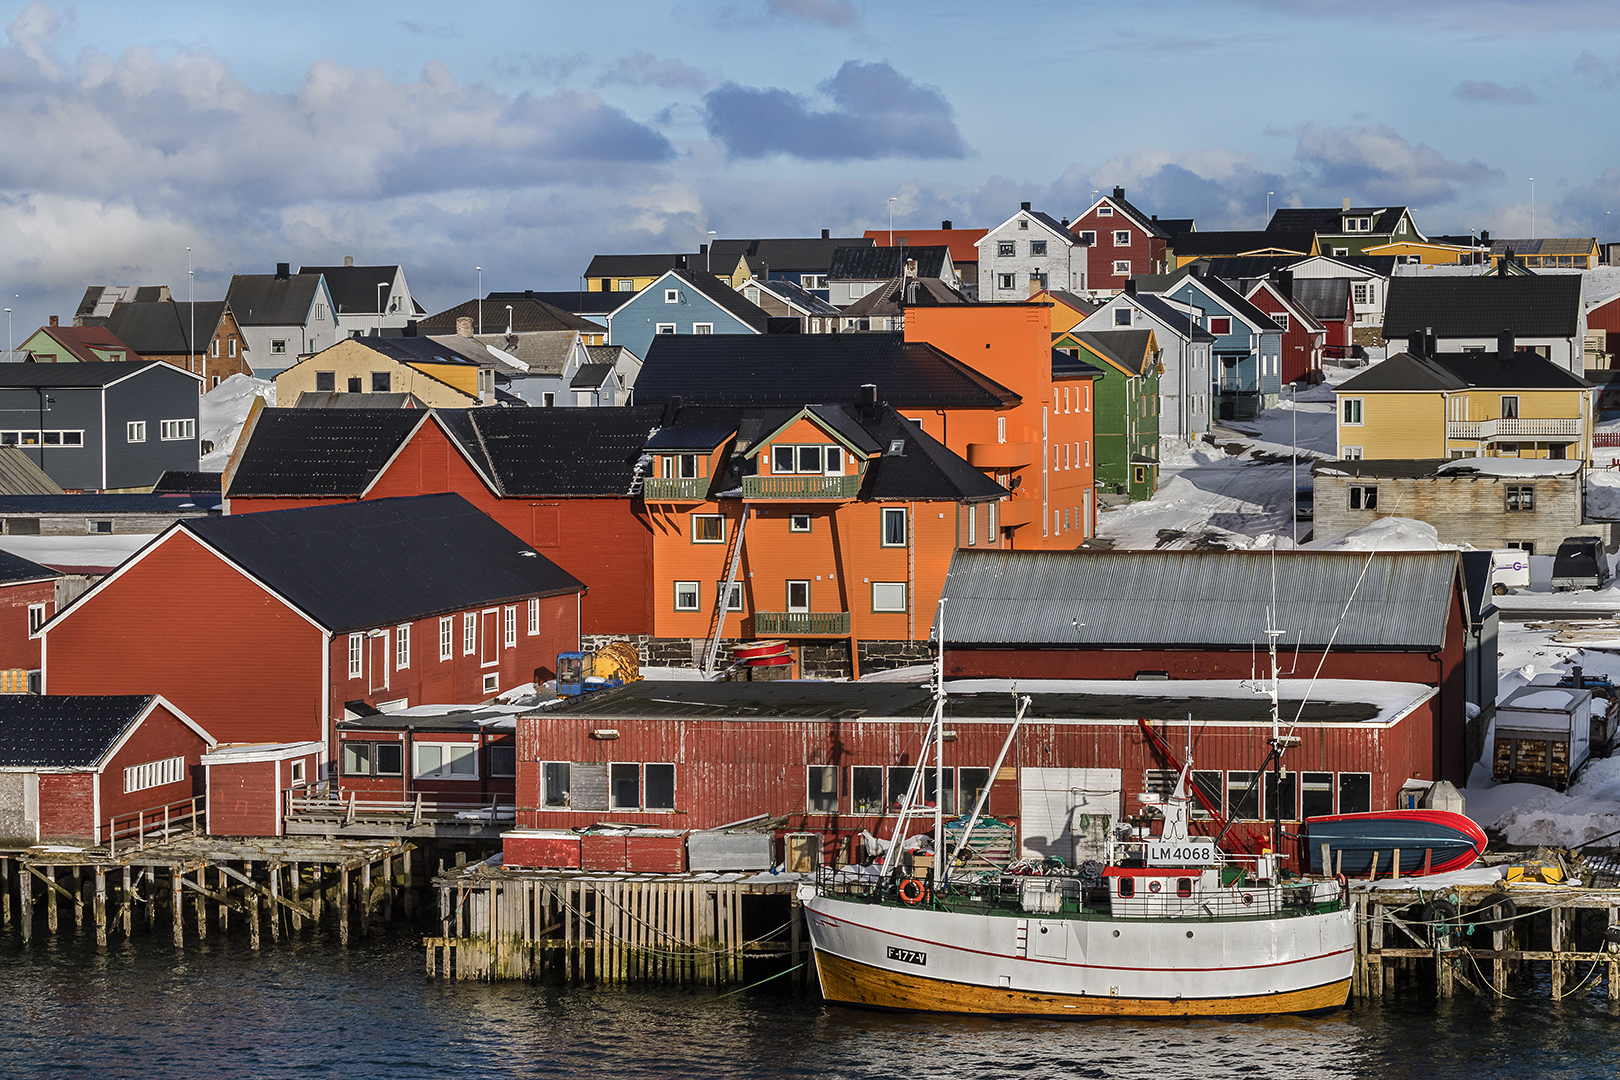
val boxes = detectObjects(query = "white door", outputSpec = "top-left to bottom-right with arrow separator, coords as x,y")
1019,767 -> 1122,865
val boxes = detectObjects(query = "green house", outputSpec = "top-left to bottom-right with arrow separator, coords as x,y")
1057,328 -> 1162,502
17,323 -> 139,364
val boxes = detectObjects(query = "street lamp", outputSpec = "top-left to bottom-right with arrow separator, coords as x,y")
706,231 -> 716,272
476,266 -> 482,335
1266,191 -> 1275,224
376,282 -> 389,334
1529,178 -> 1535,240
4,308 -> 10,361
187,247 -> 195,377
888,197 -> 898,247
505,304 -> 513,335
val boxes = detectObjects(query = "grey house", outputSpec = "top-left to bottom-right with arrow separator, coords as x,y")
0,361 -> 203,492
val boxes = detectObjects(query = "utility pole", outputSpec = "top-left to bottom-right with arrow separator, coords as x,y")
187,247 -> 195,380
476,266 -> 482,335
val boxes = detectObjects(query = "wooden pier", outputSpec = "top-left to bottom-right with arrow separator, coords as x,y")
1352,883 -> 1620,1001
0,836 -> 417,950
425,867 -> 808,984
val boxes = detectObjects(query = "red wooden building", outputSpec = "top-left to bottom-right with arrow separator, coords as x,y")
40,493 -> 584,762
1067,187 -> 1182,293
1589,290 -> 1620,367
0,694 -> 213,845
223,403 -> 658,635
0,549 -> 61,674
1246,276 -> 1326,384
513,677 -> 1438,870
937,549 -> 1482,786
335,703 -> 520,812
203,740 -> 322,837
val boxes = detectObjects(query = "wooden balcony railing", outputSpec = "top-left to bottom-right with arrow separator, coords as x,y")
752,611 -> 851,636
105,796 -> 205,854
1446,417 -> 1582,440
640,477 -> 710,501
286,789 -> 515,827
741,475 -> 860,499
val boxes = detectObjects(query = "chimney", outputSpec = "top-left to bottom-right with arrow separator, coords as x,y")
1425,326 -> 1437,357
344,255 -> 354,267
941,220 -> 952,230
1021,201 -> 1031,211
1125,279 -> 1138,296
1408,330 -> 1426,357
525,289 -> 534,299
675,254 -> 687,270
457,316 -> 474,337
860,383 -> 878,416
1498,328 -> 1515,361
700,243 -> 708,257
275,262 -> 290,280
1480,229 -> 1490,243
1276,269 -> 1293,300
405,320 -> 418,337
905,258 -> 918,279
49,315 -> 58,327
821,229 -> 830,240
1341,198 -> 1350,211
1061,217 -> 1069,228
1113,186 -> 1125,200
1188,264 -> 1203,279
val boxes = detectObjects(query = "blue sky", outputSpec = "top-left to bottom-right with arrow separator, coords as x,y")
2,0 -> 1619,338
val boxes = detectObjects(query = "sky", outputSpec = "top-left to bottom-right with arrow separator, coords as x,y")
2,0 -> 1620,340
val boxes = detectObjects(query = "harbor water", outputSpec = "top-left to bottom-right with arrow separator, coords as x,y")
3,928 -> 1618,1079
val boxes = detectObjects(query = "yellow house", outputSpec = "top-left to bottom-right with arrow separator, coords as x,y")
1335,347 -> 1593,463
274,337 -> 487,408
1489,238 -> 1601,270
1031,288 -> 1101,335
1362,240 -> 1487,266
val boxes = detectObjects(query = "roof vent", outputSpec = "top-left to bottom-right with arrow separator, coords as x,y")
821,229 -> 830,240
344,255 -> 354,267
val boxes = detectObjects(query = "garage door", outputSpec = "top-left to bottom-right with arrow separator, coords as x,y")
1019,767 -> 1121,865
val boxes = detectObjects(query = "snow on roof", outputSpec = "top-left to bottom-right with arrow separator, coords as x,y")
1501,687 -> 1586,711
1436,458 -> 1582,478
0,533 -> 158,573
1306,516 -> 1454,552
945,677 -> 1434,725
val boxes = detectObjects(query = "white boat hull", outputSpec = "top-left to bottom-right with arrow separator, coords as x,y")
803,892 -> 1355,1017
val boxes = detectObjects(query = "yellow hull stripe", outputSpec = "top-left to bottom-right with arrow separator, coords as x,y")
813,949 -> 1351,1018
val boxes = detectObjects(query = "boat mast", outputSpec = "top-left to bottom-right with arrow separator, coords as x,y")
932,599 -> 946,894
878,599 -> 947,888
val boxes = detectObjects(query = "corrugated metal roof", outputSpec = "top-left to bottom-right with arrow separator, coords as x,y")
938,549 -> 1461,649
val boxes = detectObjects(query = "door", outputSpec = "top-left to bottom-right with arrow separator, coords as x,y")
481,608 -> 499,667
1019,767 -> 1122,865
370,631 -> 389,693
786,580 -> 810,613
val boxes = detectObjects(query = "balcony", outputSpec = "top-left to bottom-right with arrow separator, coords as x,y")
1445,417 -> 1583,441
753,611 -> 851,636
966,441 -> 1033,469
741,474 -> 861,499
641,477 -> 710,501
998,498 -> 1034,527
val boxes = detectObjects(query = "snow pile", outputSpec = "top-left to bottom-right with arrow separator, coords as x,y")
1467,756 -> 1620,848
200,375 -> 274,470
1308,516 -> 1452,551
1587,470 -> 1620,521
1437,458 -> 1581,478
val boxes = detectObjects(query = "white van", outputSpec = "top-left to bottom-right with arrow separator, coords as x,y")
1491,548 -> 1531,595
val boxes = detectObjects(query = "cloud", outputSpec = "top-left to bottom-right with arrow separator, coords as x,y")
1452,79 -> 1536,105
1291,123 -> 1501,205
766,0 -> 860,27
703,60 -> 969,161
5,0 -> 69,76
1575,50 -> 1620,87
598,51 -> 711,93
492,51 -> 592,83
397,20 -> 463,39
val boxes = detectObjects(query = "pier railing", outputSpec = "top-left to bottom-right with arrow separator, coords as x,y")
104,796 -> 205,854
287,789 -> 515,827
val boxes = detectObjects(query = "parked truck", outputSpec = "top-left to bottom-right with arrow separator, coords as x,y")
1551,536 -> 1612,591
1492,678 -> 1596,790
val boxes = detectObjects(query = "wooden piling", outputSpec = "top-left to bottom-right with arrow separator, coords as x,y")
248,875 -> 261,951
269,864 -> 282,944
1551,906 -> 1565,999
0,856 -> 9,929
194,869 -> 207,942
170,869 -> 183,949
360,862 -> 371,938
45,865 -> 58,935
94,868 -> 107,947
339,866 -> 350,945
120,866 -> 132,938
19,863 -> 31,945
71,866 -> 84,933
218,867 -> 229,934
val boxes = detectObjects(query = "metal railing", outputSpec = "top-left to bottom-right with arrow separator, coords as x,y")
286,789 -> 515,827
1446,417 -> 1582,440
753,611 -> 851,636
640,476 -> 710,501
741,474 -> 860,499
105,796 -> 205,854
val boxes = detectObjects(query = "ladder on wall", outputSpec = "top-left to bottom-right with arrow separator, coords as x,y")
702,506 -> 749,675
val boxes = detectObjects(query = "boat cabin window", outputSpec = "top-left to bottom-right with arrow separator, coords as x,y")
1118,877 -> 1135,898
1177,878 -> 1193,898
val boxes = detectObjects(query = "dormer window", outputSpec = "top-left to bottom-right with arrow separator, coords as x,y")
771,444 -> 844,475
1343,217 -> 1371,233
675,453 -> 700,479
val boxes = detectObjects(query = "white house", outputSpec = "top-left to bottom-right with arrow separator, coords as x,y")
976,204 -> 1087,300
298,259 -> 425,339
224,265 -> 344,377
1076,285 -> 1216,440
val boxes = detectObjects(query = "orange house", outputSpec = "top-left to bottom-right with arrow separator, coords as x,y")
640,400 -> 1005,677
903,303 -> 1101,544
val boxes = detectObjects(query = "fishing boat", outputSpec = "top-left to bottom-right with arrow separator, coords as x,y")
1304,810 -> 1487,877
798,611 -> 1356,1018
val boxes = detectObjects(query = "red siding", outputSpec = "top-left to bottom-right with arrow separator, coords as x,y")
44,532 -> 328,745
1248,288 -> 1323,384
336,728 -> 516,802
37,772 -> 94,841
1591,294 -> 1620,364
0,579 -> 54,670
98,702 -> 208,832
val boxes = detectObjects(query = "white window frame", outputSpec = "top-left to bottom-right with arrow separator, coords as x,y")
414,742 -> 478,780
124,756 -> 185,794
1341,397 -> 1364,426
504,605 -> 517,648
618,279 -> 634,291
27,602 -> 47,636
1112,260 -> 1131,275
439,616 -> 453,661
396,623 -> 410,670
1097,206 -> 1113,217
1207,317 -> 1231,336
271,339 -> 287,354
483,672 -> 500,695
1077,230 -> 1096,245
691,323 -> 713,335
1342,445 -> 1363,460
1114,308 -> 1132,327
126,421 -> 146,443
1274,312 -> 1289,332
348,633 -> 363,679
527,598 -> 540,635
1113,230 -> 1131,246
674,581 -> 700,612
664,289 -> 679,303
719,581 -> 744,612
160,419 -> 195,441
786,579 -> 811,613
881,506 -> 908,547
789,513 -> 811,533
463,612 -> 476,654
656,323 -> 677,335
872,581 -> 907,613
691,514 -> 726,543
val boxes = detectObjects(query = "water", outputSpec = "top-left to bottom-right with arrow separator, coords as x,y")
2,929 -> 1617,1079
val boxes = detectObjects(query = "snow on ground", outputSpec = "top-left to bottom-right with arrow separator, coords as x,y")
859,663 -> 934,684
200,374 -> 274,471
1588,469 -> 1620,520
0,533 -> 155,571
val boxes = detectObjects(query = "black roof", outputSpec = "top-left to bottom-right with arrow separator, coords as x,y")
709,236 -> 873,274
361,335 -> 485,367
1013,209 -> 1074,238
0,360 -> 187,388
298,265 -> 402,317
225,274 -> 323,327
857,410 -> 1006,502
180,494 -> 583,632
418,296 -> 603,335
1128,293 -> 1216,341
0,695 -> 159,768
1338,349 -> 1590,392
82,302 -> 225,355
1171,231 -> 1315,257
152,470 -> 223,495
1267,206 -> 1411,236
583,253 -> 699,279
569,363 -> 616,390
491,290 -> 625,317
76,286 -> 167,319
226,409 -> 427,498
746,278 -> 841,315
1458,550 -> 1497,627
828,245 -> 950,280
1383,275 -> 1583,338
1053,349 -> 1105,380
0,548 -> 60,585
1144,268 -> 1281,332
1289,278 -> 1353,322
1070,329 -> 1157,376
635,333 -> 1020,411
462,407 -> 662,497
1096,193 -> 1172,238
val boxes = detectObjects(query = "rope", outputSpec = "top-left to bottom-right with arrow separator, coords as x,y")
703,962 -> 808,1002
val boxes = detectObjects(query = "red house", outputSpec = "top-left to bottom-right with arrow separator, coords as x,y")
0,549 -> 61,675
1589,290 -> 1620,367
1067,187 -> 1185,293
224,403 -> 657,636
40,493 -> 585,760
1245,276 -> 1327,384
335,703 -> 520,813
0,694 -> 213,845
203,740 -> 322,837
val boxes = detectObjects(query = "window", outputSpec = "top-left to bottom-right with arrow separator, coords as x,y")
314,371 -> 335,392
228,338 -> 237,358
872,582 -> 907,612
887,766 -> 916,812
1077,230 -> 1096,245
1341,445 -> 1363,460
808,766 -> 839,813
1506,485 -> 1535,512
527,598 -> 539,635
439,616 -> 453,661
416,743 -> 477,779
348,634 -> 362,678
463,612 -> 476,654
786,579 -> 810,612
1113,230 -> 1130,246
1017,218 -> 1029,230
665,289 -> 679,303
1302,772 -> 1334,818
1112,261 -> 1131,275
1338,773 -> 1372,815
1113,308 -> 1132,327
797,445 -> 823,473
1349,484 -> 1378,510
618,279 -> 634,291
1029,271 -> 1047,289
542,762 -> 571,807
1506,540 -> 1536,555
610,763 -> 641,808
1207,317 -> 1231,335
674,581 -> 700,611
1227,771 -> 1259,821
801,275 -> 826,290
27,602 -> 47,635
646,763 -> 676,810
160,419 -> 195,441
998,274 -> 1016,290
342,741 -> 404,777
1500,395 -> 1519,420
1096,206 -> 1113,217
1030,240 -> 1048,256
88,520 -> 112,534
1273,312 -> 1289,332
1133,465 -> 1148,485
1264,770 -> 1298,822
211,339 -> 219,357
504,605 -> 517,647
719,581 -> 743,612
489,745 -> 517,779
789,513 -> 811,532
852,766 -> 884,813
396,623 -> 410,669
996,241 -> 1017,258
288,759 -> 306,785
1118,877 -> 1135,898
692,323 -> 713,334
126,421 -> 146,443
123,756 -> 185,794
1341,398 -> 1363,426
315,304 -> 326,320
1352,282 -> 1370,306
691,514 -> 725,543
960,767 -> 992,813
656,323 -> 676,335
881,507 -> 907,546
270,339 -> 287,355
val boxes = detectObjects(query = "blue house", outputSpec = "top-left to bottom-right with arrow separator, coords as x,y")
605,270 -> 768,362
1158,267 -> 1283,421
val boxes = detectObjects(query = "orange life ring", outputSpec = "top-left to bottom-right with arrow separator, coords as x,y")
1148,880 -> 1162,893
1242,892 -> 1255,906
899,877 -> 927,905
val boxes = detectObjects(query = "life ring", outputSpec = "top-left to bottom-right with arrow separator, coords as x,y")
1148,880 -> 1162,893
1242,892 -> 1255,906
899,877 -> 927,905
